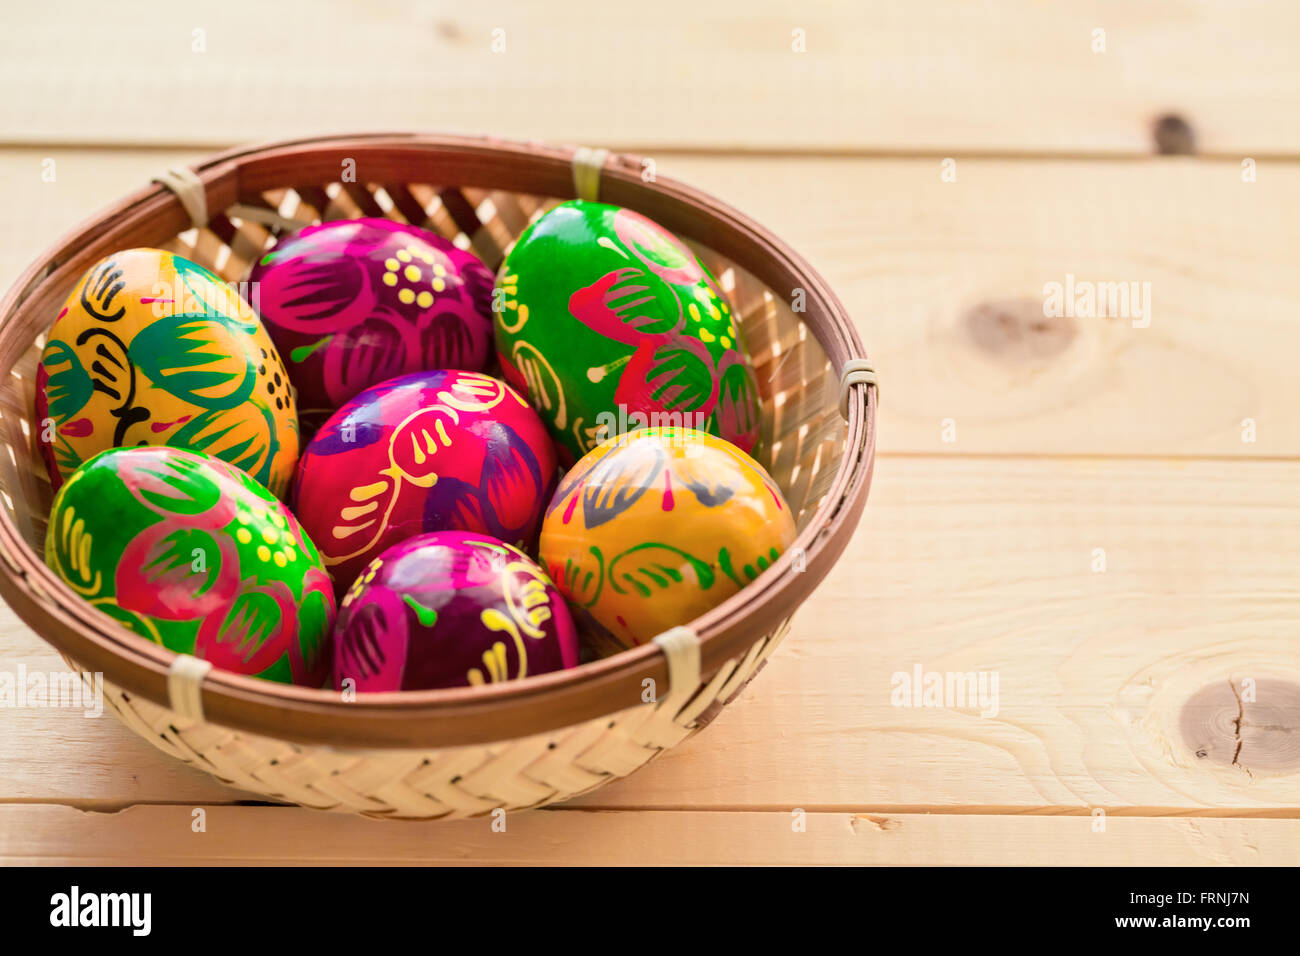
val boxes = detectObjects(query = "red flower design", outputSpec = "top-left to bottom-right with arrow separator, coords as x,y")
194,578 -> 298,676
116,524 -> 240,621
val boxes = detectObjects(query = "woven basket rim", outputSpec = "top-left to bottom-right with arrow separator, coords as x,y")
0,131 -> 877,748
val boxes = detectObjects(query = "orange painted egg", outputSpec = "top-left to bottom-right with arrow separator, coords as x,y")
539,427 -> 796,649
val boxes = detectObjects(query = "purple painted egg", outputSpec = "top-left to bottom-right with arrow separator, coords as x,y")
247,218 -> 494,432
293,369 -> 557,597
333,531 -> 579,691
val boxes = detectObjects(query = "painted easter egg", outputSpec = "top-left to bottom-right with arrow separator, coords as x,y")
35,248 -> 299,497
45,446 -> 335,685
539,427 -> 795,650
248,218 -> 495,433
494,200 -> 762,467
333,531 -> 578,692
293,369 -> 557,597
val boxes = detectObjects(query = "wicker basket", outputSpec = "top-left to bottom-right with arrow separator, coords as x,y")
0,133 -> 877,818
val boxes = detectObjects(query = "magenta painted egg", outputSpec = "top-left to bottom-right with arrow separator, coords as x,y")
247,218 -> 494,431
333,531 -> 579,692
292,369 -> 557,597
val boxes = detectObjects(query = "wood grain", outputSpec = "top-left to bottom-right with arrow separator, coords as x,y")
0,19 -> 1296,863
0,1 -> 1297,156
3,148 -> 1297,458
2,456 -> 1296,815
0,805 -> 1292,865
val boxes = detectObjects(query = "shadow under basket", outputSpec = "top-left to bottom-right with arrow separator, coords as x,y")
0,134 -> 877,819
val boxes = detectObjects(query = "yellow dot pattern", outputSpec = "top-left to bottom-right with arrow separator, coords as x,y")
237,504 -> 302,567
383,245 -> 451,309
684,283 -> 741,350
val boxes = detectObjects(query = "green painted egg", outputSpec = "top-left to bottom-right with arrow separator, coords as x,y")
45,446 -> 335,686
494,200 -> 761,466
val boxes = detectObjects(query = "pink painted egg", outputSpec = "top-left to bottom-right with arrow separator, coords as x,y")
333,531 -> 579,692
247,218 -> 494,432
292,369 -> 557,597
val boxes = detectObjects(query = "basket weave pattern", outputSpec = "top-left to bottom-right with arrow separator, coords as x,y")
0,135 -> 874,818
71,620 -> 789,817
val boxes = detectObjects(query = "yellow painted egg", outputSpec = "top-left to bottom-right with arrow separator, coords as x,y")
539,427 -> 796,649
35,248 -> 299,497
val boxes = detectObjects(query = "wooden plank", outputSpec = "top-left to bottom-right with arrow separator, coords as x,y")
2,457 -> 1296,812
3,148 -> 1298,457
0,1 -> 1298,155
681,155 -> 1300,458
0,805 -> 1293,865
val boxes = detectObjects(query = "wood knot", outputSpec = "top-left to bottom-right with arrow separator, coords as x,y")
1179,679 -> 1300,776
849,814 -> 900,833
963,298 -> 1076,363
1152,113 -> 1197,155
435,19 -> 464,41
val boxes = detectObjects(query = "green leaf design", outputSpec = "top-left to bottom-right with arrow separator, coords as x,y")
41,340 -> 94,421
718,547 -> 744,588
718,547 -> 772,587
561,546 -> 605,608
144,528 -> 216,593
129,314 -> 256,411
53,440 -> 83,475
173,257 -> 259,331
214,589 -> 282,662
131,454 -> 226,518
170,401 -> 279,490
646,340 -> 715,412
717,357 -> 761,438
608,543 -> 715,599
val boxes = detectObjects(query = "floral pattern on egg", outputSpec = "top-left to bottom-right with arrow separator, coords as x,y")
539,427 -> 795,650
494,201 -> 762,466
35,249 -> 299,496
45,446 -> 335,686
292,369 -> 557,598
248,218 -> 495,434
333,531 -> 578,692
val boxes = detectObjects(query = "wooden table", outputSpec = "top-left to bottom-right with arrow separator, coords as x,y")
0,0 -> 1296,865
